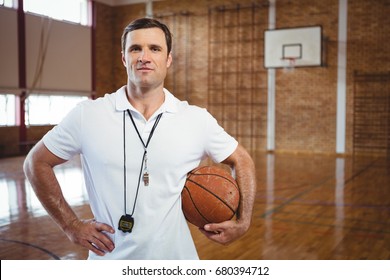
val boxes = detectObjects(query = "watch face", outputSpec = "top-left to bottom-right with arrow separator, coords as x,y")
118,214 -> 134,233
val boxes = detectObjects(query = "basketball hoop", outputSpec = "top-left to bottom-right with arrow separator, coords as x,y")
281,57 -> 296,73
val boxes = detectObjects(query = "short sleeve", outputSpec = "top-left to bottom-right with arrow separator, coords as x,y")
42,102 -> 84,160
203,110 -> 238,163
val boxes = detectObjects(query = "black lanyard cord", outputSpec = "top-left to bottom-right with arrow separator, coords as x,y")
127,109 -> 163,148
123,110 -> 163,216
123,111 -> 127,214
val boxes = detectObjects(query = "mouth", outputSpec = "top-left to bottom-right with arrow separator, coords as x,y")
136,68 -> 153,74
136,64 -> 153,71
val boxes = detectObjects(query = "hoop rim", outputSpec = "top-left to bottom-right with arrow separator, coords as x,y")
280,57 -> 297,63
280,57 -> 296,72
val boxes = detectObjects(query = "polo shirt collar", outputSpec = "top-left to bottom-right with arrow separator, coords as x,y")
115,86 -> 178,114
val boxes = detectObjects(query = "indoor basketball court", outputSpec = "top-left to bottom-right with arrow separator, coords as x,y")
1,0 -> 390,262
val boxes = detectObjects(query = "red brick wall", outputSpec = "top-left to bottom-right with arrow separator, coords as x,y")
274,0 -> 339,154
347,0 -> 390,155
93,0 -> 390,155
94,2 -> 115,98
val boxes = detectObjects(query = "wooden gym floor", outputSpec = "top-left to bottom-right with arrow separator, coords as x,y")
0,152 -> 389,260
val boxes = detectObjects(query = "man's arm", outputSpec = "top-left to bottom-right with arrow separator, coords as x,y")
23,141 -> 115,256
200,144 -> 256,245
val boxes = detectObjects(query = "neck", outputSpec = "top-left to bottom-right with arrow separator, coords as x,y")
125,85 -> 165,120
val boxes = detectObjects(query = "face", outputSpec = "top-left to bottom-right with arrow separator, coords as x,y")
121,27 -> 172,90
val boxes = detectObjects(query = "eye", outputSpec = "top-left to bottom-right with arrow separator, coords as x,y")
151,46 -> 162,52
129,46 -> 141,52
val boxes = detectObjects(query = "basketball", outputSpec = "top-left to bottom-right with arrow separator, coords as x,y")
181,165 -> 240,228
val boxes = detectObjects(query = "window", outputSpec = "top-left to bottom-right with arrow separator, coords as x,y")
24,0 -> 89,26
0,94 -> 16,126
25,94 -> 88,125
0,0 -> 13,8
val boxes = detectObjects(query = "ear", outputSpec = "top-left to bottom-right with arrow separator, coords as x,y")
121,51 -> 126,67
166,52 -> 173,68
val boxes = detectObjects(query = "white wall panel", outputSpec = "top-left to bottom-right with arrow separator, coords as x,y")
26,14 -> 91,94
0,8 -> 19,90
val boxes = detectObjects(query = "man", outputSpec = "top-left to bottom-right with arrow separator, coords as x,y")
24,18 -> 256,260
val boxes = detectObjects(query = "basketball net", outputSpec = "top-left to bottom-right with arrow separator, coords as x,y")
281,57 -> 296,73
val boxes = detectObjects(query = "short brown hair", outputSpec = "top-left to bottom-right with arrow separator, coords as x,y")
121,18 -> 172,56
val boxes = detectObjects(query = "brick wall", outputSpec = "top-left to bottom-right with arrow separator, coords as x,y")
347,0 -> 390,155
274,0 -> 339,154
93,0 -> 390,155
95,2 -> 115,98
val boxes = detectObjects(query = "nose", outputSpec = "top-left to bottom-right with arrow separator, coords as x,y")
138,49 -> 151,63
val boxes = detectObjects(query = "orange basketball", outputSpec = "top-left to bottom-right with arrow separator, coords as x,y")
181,165 -> 240,228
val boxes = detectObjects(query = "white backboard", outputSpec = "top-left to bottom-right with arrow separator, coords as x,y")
264,26 -> 322,68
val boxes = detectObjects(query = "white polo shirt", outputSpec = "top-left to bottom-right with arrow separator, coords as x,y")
43,86 -> 238,260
